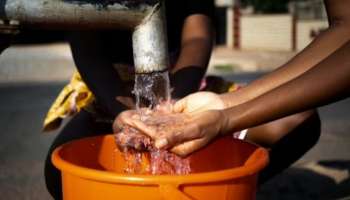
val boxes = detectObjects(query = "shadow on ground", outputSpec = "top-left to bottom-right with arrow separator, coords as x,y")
258,160 -> 350,200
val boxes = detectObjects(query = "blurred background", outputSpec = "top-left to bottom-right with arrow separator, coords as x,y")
0,0 -> 349,199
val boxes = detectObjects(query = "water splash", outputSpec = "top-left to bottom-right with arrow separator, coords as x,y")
132,71 -> 171,112
113,70 -> 192,175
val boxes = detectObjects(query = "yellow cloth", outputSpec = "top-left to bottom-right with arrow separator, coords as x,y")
228,83 -> 240,92
201,75 -> 240,94
43,71 -> 94,132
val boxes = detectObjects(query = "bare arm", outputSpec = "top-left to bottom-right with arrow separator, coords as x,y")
170,14 -> 214,98
222,0 -> 350,107
114,1 -> 350,156
115,41 -> 350,156
172,14 -> 213,72
222,40 -> 350,133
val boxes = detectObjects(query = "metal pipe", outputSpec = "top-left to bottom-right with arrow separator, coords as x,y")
0,0 -> 169,73
132,2 -> 168,73
0,0 -> 157,29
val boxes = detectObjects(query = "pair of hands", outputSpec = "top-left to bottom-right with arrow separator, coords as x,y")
114,92 -> 228,156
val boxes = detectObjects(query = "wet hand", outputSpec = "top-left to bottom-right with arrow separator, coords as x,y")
114,109 -> 226,157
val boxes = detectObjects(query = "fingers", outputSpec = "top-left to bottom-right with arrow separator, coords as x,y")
170,138 -> 209,157
114,110 -> 159,139
113,110 -> 146,133
113,110 -> 136,133
114,109 -> 214,157
173,96 -> 188,113
153,122 -> 202,149
154,138 -> 169,149
127,118 -> 159,139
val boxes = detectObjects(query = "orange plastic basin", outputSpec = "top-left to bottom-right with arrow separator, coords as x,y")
52,135 -> 268,200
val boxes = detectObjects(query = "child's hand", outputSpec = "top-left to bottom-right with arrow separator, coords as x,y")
167,110 -> 226,156
114,109 -> 227,157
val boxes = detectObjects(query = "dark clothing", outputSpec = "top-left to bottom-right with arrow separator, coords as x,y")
258,112 -> 321,185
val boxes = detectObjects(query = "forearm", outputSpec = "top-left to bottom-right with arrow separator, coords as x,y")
221,40 -> 350,133
172,13 -> 213,72
221,3 -> 350,107
172,37 -> 212,73
171,14 -> 213,98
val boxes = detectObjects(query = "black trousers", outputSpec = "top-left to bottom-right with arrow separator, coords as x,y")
258,112 -> 321,185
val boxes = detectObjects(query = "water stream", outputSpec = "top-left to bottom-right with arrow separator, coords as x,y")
132,71 -> 171,112
115,70 -> 191,175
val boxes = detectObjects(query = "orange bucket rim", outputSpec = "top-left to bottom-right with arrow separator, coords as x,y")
52,136 -> 269,186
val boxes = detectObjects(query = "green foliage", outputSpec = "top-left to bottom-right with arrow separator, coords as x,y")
214,64 -> 238,72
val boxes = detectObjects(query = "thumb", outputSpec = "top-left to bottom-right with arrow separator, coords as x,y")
173,97 -> 188,113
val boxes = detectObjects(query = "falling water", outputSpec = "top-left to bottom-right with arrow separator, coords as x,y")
116,70 -> 191,175
132,71 -> 171,112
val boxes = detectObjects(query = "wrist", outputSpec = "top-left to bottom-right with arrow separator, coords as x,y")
218,109 -> 231,135
170,66 -> 206,98
219,103 -> 250,135
219,93 -> 232,109
219,86 -> 254,108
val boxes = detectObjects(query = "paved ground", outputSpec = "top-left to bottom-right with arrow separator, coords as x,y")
0,83 -> 58,200
0,44 -> 349,199
0,43 -> 75,83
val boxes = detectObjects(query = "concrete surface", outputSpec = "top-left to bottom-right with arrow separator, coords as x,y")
0,44 -> 349,199
0,43 -> 75,83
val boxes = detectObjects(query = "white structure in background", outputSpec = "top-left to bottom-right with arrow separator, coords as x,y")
240,14 -> 294,51
289,0 -> 327,20
296,20 -> 328,51
215,0 -> 234,7
290,0 -> 328,51
222,0 -> 328,51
